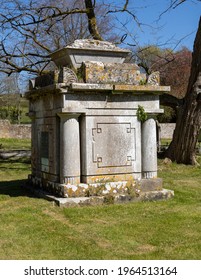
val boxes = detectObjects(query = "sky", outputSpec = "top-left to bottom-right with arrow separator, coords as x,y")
110,0 -> 201,50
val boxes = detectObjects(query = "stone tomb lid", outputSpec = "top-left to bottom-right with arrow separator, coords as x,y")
50,39 -> 131,69
82,61 -> 143,85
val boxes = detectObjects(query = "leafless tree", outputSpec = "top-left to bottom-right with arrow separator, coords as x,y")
0,0 -> 122,75
0,0 -> 200,164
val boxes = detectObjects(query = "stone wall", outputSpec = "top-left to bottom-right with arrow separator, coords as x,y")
0,120 -> 31,139
160,123 -> 176,139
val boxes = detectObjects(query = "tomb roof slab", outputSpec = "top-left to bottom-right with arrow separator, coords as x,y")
70,83 -> 170,94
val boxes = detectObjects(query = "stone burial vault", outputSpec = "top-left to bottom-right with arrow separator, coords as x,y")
26,39 -> 174,206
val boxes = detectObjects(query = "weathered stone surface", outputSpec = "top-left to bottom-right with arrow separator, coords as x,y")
140,178 -> 163,192
63,92 -> 161,112
114,84 -> 170,93
70,82 -> 170,93
68,39 -> 128,51
60,181 -> 132,198
58,113 -> 81,185
70,83 -> 113,91
29,71 -> 56,89
0,120 -> 31,139
24,182 -> 174,207
26,39 -> 173,200
29,68 -> 77,89
80,115 -> 141,184
26,84 -> 165,195
59,67 -> 78,84
160,123 -> 176,139
50,39 -> 131,68
82,61 -> 145,85
142,119 -> 157,179
57,188 -> 174,207
147,71 -> 160,85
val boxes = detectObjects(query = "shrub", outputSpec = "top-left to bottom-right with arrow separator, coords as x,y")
157,105 -> 176,123
0,106 -> 22,123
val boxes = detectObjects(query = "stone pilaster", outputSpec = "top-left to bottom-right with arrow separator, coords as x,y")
142,118 -> 157,179
58,113 -> 81,185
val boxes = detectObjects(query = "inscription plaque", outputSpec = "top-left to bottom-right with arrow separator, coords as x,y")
40,131 -> 49,172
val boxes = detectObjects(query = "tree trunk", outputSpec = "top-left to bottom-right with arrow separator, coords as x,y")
165,16 -> 201,165
84,0 -> 103,40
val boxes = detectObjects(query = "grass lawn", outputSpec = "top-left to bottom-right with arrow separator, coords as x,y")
0,139 -> 201,259
0,138 -> 31,150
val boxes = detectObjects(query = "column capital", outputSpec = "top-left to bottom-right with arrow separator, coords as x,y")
57,112 -> 81,119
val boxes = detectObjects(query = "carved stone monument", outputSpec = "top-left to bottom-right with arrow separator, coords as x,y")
26,39 -> 174,205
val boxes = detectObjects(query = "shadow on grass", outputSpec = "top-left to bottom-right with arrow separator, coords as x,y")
0,156 -> 39,199
0,179 -> 39,198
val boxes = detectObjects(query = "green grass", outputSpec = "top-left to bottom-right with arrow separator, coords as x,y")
0,146 -> 201,259
19,97 -> 31,123
19,107 -> 31,124
0,138 -> 31,150
160,138 -> 171,145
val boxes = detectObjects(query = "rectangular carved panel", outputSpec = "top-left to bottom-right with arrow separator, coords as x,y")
92,122 -> 136,168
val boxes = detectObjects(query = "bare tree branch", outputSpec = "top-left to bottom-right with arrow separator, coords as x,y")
0,8 -> 88,28
0,0 -> 121,74
84,0 -> 103,40
158,0 -> 193,19
106,0 -> 141,28
123,0 -> 129,11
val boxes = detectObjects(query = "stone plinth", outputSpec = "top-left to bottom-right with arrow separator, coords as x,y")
26,39 -> 174,203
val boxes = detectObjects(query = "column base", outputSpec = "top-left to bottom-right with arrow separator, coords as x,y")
142,171 -> 157,179
62,176 -> 80,185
